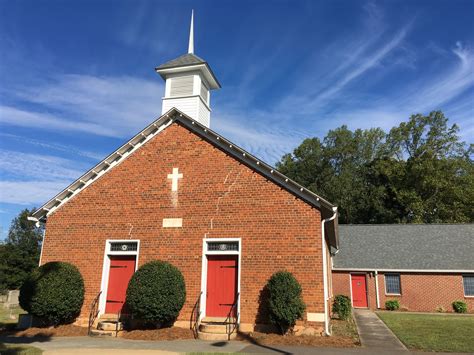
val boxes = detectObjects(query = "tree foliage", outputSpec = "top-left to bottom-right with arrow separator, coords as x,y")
0,209 -> 43,292
277,111 -> 473,223
19,261 -> 85,325
266,271 -> 306,334
126,260 -> 186,327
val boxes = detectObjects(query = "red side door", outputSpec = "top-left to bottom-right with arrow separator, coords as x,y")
105,256 -> 136,314
206,255 -> 238,317
351,274 -> 368,308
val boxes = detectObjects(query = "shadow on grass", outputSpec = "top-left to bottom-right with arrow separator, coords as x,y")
234,331 -> 291,354
0,334 -> 51,344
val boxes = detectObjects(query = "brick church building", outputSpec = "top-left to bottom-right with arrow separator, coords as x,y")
30,13 -> 339,337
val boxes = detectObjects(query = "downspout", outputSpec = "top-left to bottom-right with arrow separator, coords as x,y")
28,216 -> 44,266
374,270 -> 380,309
321,206 -> 337,336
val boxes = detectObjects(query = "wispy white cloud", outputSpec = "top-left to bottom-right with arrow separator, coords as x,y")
276,22 -> 412,114
0,133 -> 104,161
1,74 -> 163,138
0,150 -> 85,181
404,43 -> 474,111
0,150 -> 86,205
0,181 -> 70,205
322,43 -> 474,134
213,111 -> 309,164
0,105 -> 118,137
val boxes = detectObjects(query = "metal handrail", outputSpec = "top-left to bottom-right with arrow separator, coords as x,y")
225,292 -> 239,340
115,310 -> 121,337
190,292 -> 202,339
88,291 -> 102,336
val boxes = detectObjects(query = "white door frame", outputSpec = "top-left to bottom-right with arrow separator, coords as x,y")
200,238 -> 241,322
98,239 -> 140,315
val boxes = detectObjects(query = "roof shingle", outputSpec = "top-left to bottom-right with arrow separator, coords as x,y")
156,53 -> 206,70
333,224 -> 474,271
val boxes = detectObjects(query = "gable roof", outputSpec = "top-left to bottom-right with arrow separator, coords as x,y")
31,108 -> 339,248
333,224 -> 474,271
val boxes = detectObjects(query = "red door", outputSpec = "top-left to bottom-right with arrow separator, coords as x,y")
105,256 -> 136,313
206,255 -> 238,317
351,274 -> 368,308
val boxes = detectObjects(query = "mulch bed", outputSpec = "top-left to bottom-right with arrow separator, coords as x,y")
236,319 -> 360,348
238,332 -> 359,348
121,326 -> 194,340
2,323 -> 88,337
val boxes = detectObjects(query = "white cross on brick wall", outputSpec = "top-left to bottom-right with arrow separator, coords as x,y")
167,168 -> 183,192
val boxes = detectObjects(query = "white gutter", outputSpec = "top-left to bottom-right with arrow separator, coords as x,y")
374,270 -> 380,309
28,216 -> 45,266
321,206 -> 337,336
27,216 -> 40,228
332,267 -> 473,273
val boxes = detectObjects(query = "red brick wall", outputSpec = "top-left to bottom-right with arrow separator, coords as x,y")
41,122 -> 326,325
332,271 -> 474,313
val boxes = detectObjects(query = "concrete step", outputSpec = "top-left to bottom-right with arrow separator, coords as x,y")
97,320 -> 123,331
199,323 -> 228,334
89,329 -> 116,337
201,316 -> 236,324
98,313 -> 119,321
197,330 -> 237,341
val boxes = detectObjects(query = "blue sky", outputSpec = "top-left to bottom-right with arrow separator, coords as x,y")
0,0 -> 473,238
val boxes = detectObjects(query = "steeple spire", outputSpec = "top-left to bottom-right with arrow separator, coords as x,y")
188,10 -> 194,54
155,9 -> 220,128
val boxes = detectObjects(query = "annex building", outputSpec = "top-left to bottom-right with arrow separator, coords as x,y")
332,224 -> 474,312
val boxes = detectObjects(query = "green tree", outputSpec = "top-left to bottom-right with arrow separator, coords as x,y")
276,111 -> 473,223
277,126 -> 390,223
0,209 -> 43,291
383,111 -> 473,222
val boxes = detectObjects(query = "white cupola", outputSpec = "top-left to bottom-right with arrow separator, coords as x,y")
155,10 -> 221,128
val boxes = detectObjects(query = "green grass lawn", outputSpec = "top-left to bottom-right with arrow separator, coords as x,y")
0,343 -> 42,355
377,312 -> 474,353
0,305 -> 25,329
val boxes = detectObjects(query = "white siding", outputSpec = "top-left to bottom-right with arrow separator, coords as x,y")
200,82 -> 209,104
162,96 -> 199,121
198,99 -> 211,128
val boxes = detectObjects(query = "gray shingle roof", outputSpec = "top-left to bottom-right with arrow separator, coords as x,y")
156,53 -> 206,70
333,224 -> 474,271
155,53 -> 221,88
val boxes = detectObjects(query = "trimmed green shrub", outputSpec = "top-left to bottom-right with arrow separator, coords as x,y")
19,262 -> 84,325
332,295 -> 352,320
126,260 -> 185,327
266,271 -> 306,334
452,301 -> 467,313
385,299 -> 400,311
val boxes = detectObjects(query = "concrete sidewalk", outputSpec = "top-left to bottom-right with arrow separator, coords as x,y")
353,309 -> 407,351
2,335 -> 464,354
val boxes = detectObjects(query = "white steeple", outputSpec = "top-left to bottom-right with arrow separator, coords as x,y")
155,10 -> 220,128
188,10 -> 194,54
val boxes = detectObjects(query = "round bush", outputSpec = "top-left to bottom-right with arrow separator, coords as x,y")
385,299 -> 400,311
332,294 -> 352,320
266,271 -> 306,334
452,301 -> 467,313
19,262 -> 85,325
126,260 -> 186,327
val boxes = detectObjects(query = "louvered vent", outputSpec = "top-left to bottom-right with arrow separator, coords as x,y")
200,82 -> 209,103
170,76 -> 194,97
